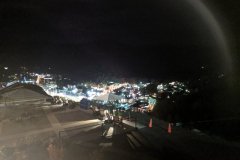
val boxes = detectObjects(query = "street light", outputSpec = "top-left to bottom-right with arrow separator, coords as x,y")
58,130 -> 64,147
135,112 -> 137,129
128,109 -> 131,121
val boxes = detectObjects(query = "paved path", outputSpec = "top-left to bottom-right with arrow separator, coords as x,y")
122,120 -> 145,129
0,117 -> 101,145
45,111 -> 62,135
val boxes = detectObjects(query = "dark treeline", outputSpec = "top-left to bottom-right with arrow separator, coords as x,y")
146,74 -> 240,140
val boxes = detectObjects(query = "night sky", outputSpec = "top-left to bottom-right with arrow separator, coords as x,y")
0,0 -> 239,80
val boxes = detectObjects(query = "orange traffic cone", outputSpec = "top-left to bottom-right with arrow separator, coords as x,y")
149,118 -> 152,128
168,123 -> 172,134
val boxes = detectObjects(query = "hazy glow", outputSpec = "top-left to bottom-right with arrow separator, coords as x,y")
186,0 -> 232,73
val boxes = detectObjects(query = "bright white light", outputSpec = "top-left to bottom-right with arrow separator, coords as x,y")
106,127 -> 114,138
4,67 -> 8,70
72,88 -> 78,94
157,84 -> 163,90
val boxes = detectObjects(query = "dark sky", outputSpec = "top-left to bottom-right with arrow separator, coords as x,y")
0,0 -> 238,80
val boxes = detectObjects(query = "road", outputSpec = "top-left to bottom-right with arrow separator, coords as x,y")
123,111 -> 240,160
0,106 -> 101,146
1,106 -> 240,160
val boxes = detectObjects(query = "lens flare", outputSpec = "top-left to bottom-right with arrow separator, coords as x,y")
186,0 -> 232,74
